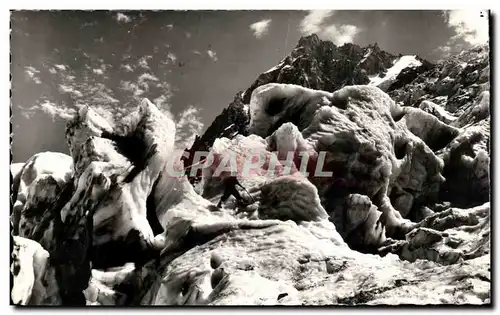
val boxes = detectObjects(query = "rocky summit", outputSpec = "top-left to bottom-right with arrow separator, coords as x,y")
10,35 -> 490,306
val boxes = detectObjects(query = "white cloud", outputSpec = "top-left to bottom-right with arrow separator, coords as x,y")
121,64 -> 134,72
39,101 -> 77,121
321,24 -> 360,46
116,13 -> 132,23
300,10 -> 334,34
167,52 -> 177,63
24,66 -> 39,77
138,55 -> 153,69
299,10 -> 359,46
155,81 -> 172,91
93,68 -> 104,75
175,105 -> 204,149
24,66 -> 41,84
58,84 -> 83,98
91,90 -> 120,104
138,73 -> 159,83
436,45 -> 453,58
80,21 -> 96,29
152,95 -> 174,120
250,19 -> 272,38
186,32 -> 192,38
54,64 -> 67,71
121,80 -> 144,96
137,73 -> 159,91
442,10 -> 489,46
207,50 -> 218,62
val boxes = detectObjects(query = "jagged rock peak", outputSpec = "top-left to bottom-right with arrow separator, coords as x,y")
296,34 -> 322,49
240,34 -> 434,104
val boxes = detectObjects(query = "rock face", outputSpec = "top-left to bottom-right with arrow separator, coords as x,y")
11,35 -> 490,306
388,44 -> 489,117
241,37 -> 403,102
182,92 -> 250,184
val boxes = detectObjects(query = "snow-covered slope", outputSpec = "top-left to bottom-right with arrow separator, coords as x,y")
369,55 -> 422,91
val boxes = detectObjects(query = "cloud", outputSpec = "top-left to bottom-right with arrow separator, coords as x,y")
299,10 -> 359,46
121,80 -> 144,97
121,64 -> 134,72
138,55 -> 153,69
186,32 -> 192,38
24,66 -> 41,84
207,50 -> 218,62
58,84 -> 83,98
250,19 -> 272,38
321,24 -> 360,46
435,45 -> 453,58
116,13 -> 132,23
192,50 -> 202,56
65,75 -> 76,82
93,68 -> 104,75
175,105 -> 204,149
80,21 -> 96,29
442,10 -> 489,46
137,73 -> 159,91
167,52 -> 177,63
54,64 -> 67,71
91,90 -> 120,105
152,95 -> 173,119
120,74 -> 172,110
300,10 -> 334,34
24,66 -> 39,77
80,83 -> 120,106
138,73 -> 159,83
39,101 -> 77,121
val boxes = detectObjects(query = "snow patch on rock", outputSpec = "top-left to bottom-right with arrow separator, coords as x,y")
369,55 -> 422,91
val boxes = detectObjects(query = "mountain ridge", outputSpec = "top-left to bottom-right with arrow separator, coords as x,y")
184,34 -> 437,183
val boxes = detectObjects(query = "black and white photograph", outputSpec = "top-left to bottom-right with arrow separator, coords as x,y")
9,8 -> 492,306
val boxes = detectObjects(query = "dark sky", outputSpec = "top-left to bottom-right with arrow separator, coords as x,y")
10,10 -> 489,162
